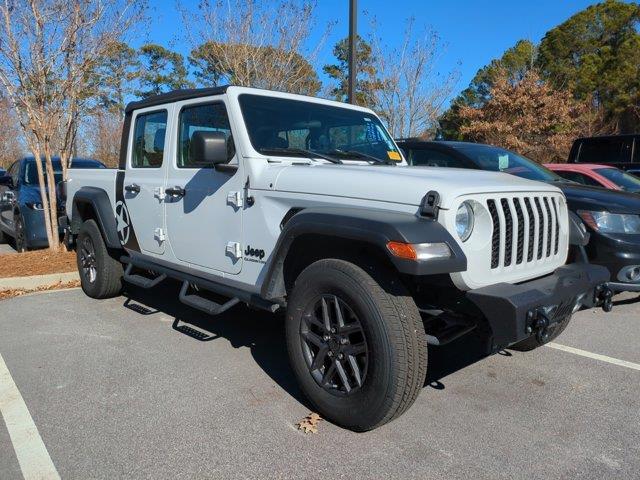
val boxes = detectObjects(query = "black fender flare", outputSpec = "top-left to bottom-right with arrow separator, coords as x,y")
261,206 -> 467,299
71,187 -> 122,249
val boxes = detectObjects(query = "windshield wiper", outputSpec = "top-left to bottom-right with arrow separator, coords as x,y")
258,147 -> 342,164
329,149 -> 397,166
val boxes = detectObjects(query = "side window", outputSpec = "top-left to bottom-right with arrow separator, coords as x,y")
8,162 -> 19,184
131,111 -> 167,168
634,139 -> 640,163
408,148 -> 465,168
578,137 -> 633,163
178,102 -> 234,168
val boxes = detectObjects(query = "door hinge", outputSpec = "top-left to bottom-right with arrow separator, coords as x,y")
154,227 -> 166,243
226,191 -> 243,209
154,186 -> 166,201
226,241 -> 242,259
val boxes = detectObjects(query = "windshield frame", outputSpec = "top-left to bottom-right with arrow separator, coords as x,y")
236,93 -> 404,165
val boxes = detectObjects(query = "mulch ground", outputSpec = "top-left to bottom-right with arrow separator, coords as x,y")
0,280 -> 80,301
0,249 -> 77,278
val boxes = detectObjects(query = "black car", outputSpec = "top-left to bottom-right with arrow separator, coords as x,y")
0,156 -> 104,250
397,140 -> 640,293
568,134 -> 640,172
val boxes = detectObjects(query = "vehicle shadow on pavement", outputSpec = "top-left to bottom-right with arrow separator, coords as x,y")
122,279 -> 311,407
122,279 -> 499,402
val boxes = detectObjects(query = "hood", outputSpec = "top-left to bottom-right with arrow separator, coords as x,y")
557,182 -> 640,214
20,184 -> 44,203
272,164 -> 562,209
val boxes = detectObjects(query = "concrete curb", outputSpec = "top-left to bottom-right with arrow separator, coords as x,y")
0,271 -> 79,291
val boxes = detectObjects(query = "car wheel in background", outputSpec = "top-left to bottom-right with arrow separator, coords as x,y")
14,214 -> 27,252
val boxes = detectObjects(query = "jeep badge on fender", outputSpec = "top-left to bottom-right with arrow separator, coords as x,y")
63,85 -> 611,432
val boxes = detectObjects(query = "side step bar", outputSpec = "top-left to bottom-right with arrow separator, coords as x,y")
120,256 -> 280,314
179,281 -> 240,316
421,310 -> 477,346
123,263 -> 167,289
425,323 -> 476,346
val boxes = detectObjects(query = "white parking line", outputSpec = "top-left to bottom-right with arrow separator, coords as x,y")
0,353 -> 60,480
546,343 -> 640,371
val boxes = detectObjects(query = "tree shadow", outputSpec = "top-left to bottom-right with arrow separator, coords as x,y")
122,279 -> 498,404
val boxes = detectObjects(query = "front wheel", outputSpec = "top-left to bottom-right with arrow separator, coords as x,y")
14,214 -> 27,252
76,219 -> 123,299
286,259 -> 427,431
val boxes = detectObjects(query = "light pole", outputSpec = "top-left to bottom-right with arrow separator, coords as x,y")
348,0 -> 357,104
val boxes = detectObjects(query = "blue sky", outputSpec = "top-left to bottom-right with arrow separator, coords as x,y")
140,0 -> 622,101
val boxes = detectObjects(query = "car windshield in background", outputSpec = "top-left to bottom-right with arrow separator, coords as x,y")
457,145 -> 562,182
595,168 -> 640,192
24,159 -> 103,186
238,94 -> 401,164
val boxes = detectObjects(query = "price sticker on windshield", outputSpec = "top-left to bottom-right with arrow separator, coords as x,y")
498,154 -> 509,170
387,151 -> 402,161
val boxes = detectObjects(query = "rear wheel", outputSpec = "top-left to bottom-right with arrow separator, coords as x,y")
286,259 -> 427,431
76,219 -> 123,299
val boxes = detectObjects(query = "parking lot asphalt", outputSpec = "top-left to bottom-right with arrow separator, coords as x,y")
0,243 -> 17,255
1,281 -> 639,480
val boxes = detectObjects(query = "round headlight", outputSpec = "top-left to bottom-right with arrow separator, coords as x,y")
455,201 -> 474,242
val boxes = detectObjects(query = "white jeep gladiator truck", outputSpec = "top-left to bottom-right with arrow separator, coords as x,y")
62,86 -> 611,431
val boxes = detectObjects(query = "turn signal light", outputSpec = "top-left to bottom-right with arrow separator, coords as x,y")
386,241 -> 452,261
387,241 -> 417,260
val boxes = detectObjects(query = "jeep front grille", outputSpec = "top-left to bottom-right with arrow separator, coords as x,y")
487,194 -> 563,270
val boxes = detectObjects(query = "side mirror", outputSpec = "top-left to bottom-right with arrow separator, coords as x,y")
189,131 -> 230,166
0,175 -> 13,187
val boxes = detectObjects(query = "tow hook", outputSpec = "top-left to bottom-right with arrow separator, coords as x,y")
526,308 -> 551,344
595,284 -> 613,312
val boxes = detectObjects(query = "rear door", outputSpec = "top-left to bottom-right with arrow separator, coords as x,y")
120,108 -> 170,255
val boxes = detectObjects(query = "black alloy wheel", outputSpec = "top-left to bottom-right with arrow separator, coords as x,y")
79,235 -> 98,284
14,215 -> 26,252
301,294 -> 368,395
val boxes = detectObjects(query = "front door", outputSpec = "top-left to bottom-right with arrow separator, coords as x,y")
164,99 -> 243,275
120,108 -> 169,256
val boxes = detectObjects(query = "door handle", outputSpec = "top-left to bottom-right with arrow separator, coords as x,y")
165,186 -> 186,198
125,183 -> 140,194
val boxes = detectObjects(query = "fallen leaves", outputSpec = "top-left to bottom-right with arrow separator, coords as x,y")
0,280 -> 80,300
296,412 -> 322,434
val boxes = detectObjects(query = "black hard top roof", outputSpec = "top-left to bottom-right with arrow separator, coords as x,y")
125,86 -> 230,113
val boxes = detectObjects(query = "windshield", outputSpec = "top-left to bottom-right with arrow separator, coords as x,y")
457,144 -> 563,182
238,94 -> 402,164
23,159 -> 103,186
24,161 -> 63,186
595,168 -> 640,192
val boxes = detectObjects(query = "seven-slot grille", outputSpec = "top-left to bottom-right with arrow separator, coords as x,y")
487,195 -> 562,269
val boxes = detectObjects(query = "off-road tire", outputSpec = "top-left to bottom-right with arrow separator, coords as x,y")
286,259 -> 427,431
0,226 -> 6,244
510,315 -> 572,352
77,219 -> 123,299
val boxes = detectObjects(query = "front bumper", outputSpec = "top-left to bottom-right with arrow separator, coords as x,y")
585,231 -> 640,292
466,263 -> 610,350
